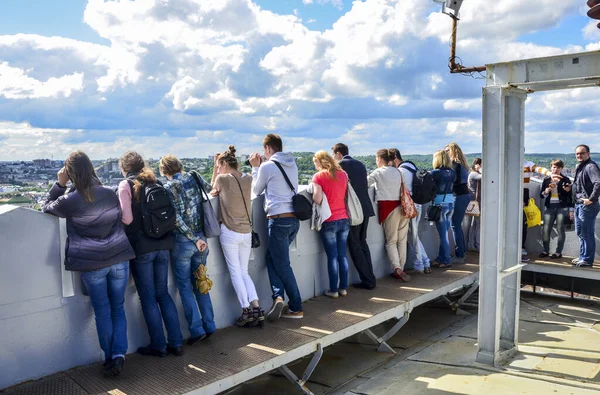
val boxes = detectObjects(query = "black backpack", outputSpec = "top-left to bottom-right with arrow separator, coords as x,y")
400,161 -> 437,205
272,160 -> 312,221
130,180 -> 177,239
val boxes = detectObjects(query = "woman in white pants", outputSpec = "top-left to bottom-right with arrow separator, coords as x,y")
211,146 -> 264,327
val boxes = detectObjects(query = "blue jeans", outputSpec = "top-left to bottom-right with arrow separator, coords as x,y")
171,233 -> 216,338
575,203 -> 600,264
265,217 -> 302,312
435,203 -> 454,265
319,219 -> 350,292
81,261 -> 129,362
451,194 -> 470,258
131,250 -> 183,350
542,207 -> 569,254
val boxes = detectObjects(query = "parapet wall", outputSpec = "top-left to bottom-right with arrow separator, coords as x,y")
0,181 -> 598,389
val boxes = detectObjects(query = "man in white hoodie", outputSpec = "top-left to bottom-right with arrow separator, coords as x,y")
249,134 -> 303,320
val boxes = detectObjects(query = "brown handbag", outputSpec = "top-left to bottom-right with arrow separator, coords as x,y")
399,172 -> 418,219
466,179 -> 481,217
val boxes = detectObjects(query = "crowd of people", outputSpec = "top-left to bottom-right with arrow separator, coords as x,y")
41,135 -> 599,378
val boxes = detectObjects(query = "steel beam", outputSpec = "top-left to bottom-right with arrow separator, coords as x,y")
278,343 -> 323,395
362,312 -> 410,353
477,85 -> 527,365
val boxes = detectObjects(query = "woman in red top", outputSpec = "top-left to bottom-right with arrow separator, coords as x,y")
311,150 -> 350,298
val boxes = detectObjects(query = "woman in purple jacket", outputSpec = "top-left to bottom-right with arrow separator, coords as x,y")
43,151 -> 135,378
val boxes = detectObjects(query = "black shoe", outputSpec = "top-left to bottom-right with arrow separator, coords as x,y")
167,346 -> 184,356
236,308 -> 255,327
187,334 -> 207,345
103,357 -> 124,378
538,252 -> 549,258
424,267 -> 432,274
352,282 -> 375,290
137,346 -> 167,358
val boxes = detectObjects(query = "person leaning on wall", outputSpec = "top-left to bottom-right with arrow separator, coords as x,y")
43,151 -> 135,378
332,143 -> 377,289
249,134 -> 304,320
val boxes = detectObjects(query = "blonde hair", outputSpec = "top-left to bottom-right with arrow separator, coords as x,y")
159,155 -> 183,177
445,142 -> 469,169
432,150 -> 452,170
314,150 -> 341,180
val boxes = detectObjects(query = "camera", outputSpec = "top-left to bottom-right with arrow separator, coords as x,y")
245,155 -> 266,166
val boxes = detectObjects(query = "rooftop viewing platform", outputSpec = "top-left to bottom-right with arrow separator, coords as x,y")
2,179 -> 600,395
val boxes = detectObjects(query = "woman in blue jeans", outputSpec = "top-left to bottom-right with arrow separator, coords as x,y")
539,159 -> 573,259
161,155 -> 216,345
311,151 -> 350,298
445,142 -> 470,263
118,151 -> 183,357
43,151 -> 135,377
430,150 -> 457,268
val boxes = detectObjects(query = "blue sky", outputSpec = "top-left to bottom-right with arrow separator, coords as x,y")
0,0 -> 599,160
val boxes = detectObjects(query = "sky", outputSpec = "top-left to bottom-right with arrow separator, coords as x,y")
1,0 -> 599,160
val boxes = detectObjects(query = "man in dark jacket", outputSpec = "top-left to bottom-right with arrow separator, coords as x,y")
332,143 -> 376,289
571,145 -> 600,267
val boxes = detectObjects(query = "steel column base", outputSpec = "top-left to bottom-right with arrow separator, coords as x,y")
278,343 -> 323,395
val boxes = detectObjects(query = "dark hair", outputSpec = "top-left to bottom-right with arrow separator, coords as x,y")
471,157 -> 482,172
551,159 -> 564,168
64,151 -> 101,203
217,145 -> 239,170
263,133 -> 283,152
389,148 -> 402,162
376,148 -> 391,163
576,144 -> 590,153
332,143 -> 349,157
119,151 -> 156,202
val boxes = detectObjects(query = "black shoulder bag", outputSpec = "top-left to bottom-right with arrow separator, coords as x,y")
231,174 -> 260,248
271,160 -> 312,221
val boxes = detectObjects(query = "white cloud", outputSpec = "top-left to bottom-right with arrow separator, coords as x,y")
0,0 -> 597,160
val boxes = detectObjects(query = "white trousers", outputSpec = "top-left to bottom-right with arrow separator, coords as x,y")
409,204 -> 430,270
219,225 -> 258,309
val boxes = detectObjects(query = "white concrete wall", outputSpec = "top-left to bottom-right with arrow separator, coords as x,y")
2,184 -> 595,389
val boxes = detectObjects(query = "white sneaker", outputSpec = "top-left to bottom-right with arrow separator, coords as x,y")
325,290 -> 339,298
339,289 -> 347,297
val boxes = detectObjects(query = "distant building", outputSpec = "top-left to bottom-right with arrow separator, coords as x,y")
33,159 -> 52,168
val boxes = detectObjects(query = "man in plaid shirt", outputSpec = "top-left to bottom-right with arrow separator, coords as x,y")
160,155 -> 216,345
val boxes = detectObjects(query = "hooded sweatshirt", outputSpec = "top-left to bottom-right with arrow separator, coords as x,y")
252,152 -> 298,216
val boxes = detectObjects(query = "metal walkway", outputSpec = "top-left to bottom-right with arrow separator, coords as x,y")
2,256 -> 479,395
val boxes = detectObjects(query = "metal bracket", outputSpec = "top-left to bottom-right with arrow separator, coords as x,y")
362,312 -> 410,353
443,280 -> 479,315
278,343 -> 323,395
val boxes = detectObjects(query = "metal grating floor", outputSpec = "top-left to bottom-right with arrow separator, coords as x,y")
2,254 -> 479,395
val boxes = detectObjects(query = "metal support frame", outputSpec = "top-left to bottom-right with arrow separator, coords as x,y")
442,280 -> 479,315
362,312 -> 410,353
478,50 -> 600,366
278,343 -> 323,395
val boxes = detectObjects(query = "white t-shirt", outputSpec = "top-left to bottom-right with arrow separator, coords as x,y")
398,162 -> 416,195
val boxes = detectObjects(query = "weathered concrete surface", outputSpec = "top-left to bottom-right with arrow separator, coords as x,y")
226,292 -> 600,395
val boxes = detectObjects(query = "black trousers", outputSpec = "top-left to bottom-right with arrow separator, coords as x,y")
347,218 -> 376,288
523,188 -> 529,249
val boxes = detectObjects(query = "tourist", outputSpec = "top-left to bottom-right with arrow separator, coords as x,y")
332,143 -> 377,289
571,145 -> 600,267
249,134 -> 303,319
431,150 -> 456,269
466,158 -> 482,253
43,151 -> 134,377
445,142 -> 470,264
117,151 -> 183,357
538,159 -> 573,259
160,155 -> 216,344
367,149 -> 410,281
311,150 -> 350,298
210,146 -> 265,327
390,148 -> 431,274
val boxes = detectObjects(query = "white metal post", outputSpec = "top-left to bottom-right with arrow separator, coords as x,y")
477,86 -> 527,365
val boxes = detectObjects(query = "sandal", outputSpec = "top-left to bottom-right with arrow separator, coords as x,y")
550,253 -> 562,259
538,252 -> 549,258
